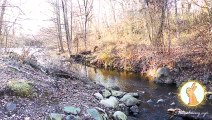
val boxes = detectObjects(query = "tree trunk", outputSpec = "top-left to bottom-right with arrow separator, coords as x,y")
0,0 -> 7,46
4,26 -> 8,52
56,0 -> 64,53
175,0 -> 179,42
154,0 -> 168,51
167,3 -> 171,54
84,0 -> 88,50
61,0 -> 71,55
70,0 -> 73,53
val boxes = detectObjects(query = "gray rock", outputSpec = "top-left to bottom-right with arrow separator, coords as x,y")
95,107 -> 108,120
5,102 -> 16,112
100,89 -> 111,98
125,97 -> 140,106
63,106 -> 81,115
113,111 -> 127,120
65,115 -> 81,120
125,93 -> 139,98
147,99 -> 153,104
209,95 -> 212,100
120,94 -> 140,107
154,67 -> 174,84
120,94 -> 133,102
47,113 -> 64,120
111,90 -> 126,97
130,105 -> 139,114
170,102 -> 175,106
87,108 -> 103,120
94,93 -> 104,100
157,99 -> 165,104
156,67 -> 170,77
100,96 -> 118,108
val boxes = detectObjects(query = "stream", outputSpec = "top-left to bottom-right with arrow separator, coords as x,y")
3,48 -> 212,119
70,63 -> 212,120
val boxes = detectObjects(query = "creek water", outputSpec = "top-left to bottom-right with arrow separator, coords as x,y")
70,63 -> 212,120
4,48 -> 211,119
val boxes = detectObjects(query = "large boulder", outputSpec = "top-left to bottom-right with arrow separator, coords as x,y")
120,94 -> 140,107
7,80 -> 33,97
154,67 -> 174,84
113,111 -> 127,120
156,67 -> 170,77
100,89 -> 111,98
100,96 -> 118,108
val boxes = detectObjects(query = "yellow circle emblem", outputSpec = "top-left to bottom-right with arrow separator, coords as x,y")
179,81 -> 206,107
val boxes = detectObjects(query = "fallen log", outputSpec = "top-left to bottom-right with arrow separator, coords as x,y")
167,108 -> 212,120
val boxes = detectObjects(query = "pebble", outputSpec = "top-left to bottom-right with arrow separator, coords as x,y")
147,99 -> 153,104
157,99 -> 165,104
130,105 -> 139,115
170,102 -> 175,106
5,102 -> 16,112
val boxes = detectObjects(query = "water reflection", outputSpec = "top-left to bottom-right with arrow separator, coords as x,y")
69,63 -> 212,119
70,63 -> 174,94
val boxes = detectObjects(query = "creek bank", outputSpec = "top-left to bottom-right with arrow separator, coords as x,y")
70,54 -> 177,85
0,52 -> 140,119
70,50 -> 212,87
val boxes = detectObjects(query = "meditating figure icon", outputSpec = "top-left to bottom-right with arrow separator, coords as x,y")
186,82 -> 199,106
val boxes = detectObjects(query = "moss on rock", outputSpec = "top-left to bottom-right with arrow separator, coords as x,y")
7,80 -> 33,97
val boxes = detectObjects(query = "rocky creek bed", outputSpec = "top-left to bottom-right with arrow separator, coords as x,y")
0,52 -> 143,120
0,49 -> 212,120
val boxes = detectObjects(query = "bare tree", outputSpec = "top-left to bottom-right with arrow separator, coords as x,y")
0,0 -> 7,46
175,0 -> 179,42
143,0 -> 168,51
61,0 -> 71,54
77,0 -> 93,50
55,0 -> 65,53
